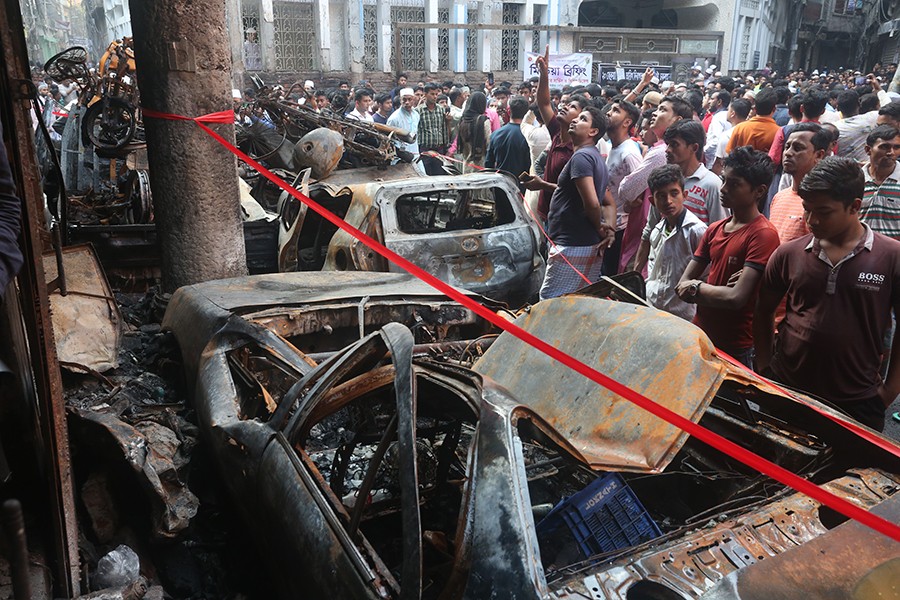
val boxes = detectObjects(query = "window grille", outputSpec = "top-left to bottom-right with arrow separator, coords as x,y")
466,7 -> 478,71
501,3 -> 520,72
438,8 -> 450,71
363,4 -> 378,71
273,1 -> 316,72
391,4 -> 426,71
241,1 -> 261,70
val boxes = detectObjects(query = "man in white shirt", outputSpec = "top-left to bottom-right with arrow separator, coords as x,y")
603,99 -> 643,274
346,89 -> 374,122
704,91 -> 732,167
645,164 -> 707,320
387,88 -> 423,174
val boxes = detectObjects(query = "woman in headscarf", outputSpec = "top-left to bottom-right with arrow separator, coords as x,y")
453,92 -> 492,173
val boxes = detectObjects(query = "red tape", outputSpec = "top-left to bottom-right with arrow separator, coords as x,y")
144,107 -> 900,544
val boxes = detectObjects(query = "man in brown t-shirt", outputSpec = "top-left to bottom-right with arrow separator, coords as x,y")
754,157 -> 900,431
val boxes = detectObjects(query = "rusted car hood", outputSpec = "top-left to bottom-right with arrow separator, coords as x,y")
474,296 -> 727,473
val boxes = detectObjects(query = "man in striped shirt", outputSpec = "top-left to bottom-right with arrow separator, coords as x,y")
861,125 -> 900,240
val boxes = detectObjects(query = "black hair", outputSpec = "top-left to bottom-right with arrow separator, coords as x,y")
859,93 -> 880,114
789,122 -> 831,152
493,87 -> 510,97
648,164 -> 685,193
663,119 -> 706,161
602,86 -> 619,99
866,124 -> 900,148
714,90 -> 732,108
509,96 -> 529,120
442,80 -> 454,88
682,89 -> 704,116
585,83 -> 603,97
423,82 -> 440,93
448,89 -> 461,103
661,96 -> 694,120
787,94 -> 804,120
879,100 -> 900,121
339,80 -> 350,87
837,90 -> 860,115
583,106 -> 609,142
801,90 -> 829,119
568,95 -> 591,111
798,156 -> 865,207
354,88 -> 372,102
723,146 -> 775,210
753,88 -> 777,115
774,86 -> 791,104
374,93 -> 391,105
614,100 -> 641,133
397,72 -> 408,82
730,98 -> 752,120
714,76 -> 736,93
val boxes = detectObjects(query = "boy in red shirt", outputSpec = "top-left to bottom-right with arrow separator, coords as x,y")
676,146 -> 781,367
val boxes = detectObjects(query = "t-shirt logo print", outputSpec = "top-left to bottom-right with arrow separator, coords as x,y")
857,271 -> 886,291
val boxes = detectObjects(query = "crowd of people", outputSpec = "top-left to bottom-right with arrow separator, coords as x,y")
270,51 -> 900,433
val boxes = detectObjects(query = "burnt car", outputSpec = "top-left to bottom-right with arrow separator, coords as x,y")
270,166 -> 545,304
163,272 -> 900,600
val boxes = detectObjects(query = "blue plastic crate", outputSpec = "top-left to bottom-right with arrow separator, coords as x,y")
536,473 -> 661,558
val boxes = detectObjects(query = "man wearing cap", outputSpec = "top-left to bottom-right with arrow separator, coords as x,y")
243,28 -> 261,71
387,88 -> 423,174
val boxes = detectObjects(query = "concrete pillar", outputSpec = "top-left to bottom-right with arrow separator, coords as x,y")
348,0 -> 364,77
260,0 -> 275,72
377,0 -> 391,73
314,0 -> 331,71
424,0 -> 439,73
225,0 -> 244,87
521,0 -> 534,71
480,1 -> 500,74
547,0 -> 560,53
129,0 -> 248,292
449,0 -> 466,73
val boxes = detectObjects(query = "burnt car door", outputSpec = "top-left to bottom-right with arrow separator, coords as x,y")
375,173 -> 545,302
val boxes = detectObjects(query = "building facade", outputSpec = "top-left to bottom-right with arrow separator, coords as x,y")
70,0 -> 809,84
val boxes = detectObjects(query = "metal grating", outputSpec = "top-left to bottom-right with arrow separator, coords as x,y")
466,7 -> 478,71
623,36 -> 677,53
532,4 -> 542,53
501,3 -> 520,72
273,1 -> 316,72
241,0 -> 261,71
438,8 -> 450,71
739,20 -> 751,68
391,4 -> 426,71
363,4 -> 378,71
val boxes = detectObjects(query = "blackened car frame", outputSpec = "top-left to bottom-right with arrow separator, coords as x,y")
163,271 -> 900,600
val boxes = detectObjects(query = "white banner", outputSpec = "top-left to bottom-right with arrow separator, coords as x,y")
525,51 -> 593,87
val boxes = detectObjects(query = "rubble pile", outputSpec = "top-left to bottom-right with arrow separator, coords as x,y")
62,289 -> 273,599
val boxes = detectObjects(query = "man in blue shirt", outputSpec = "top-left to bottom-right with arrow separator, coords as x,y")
539,106 -> 616,299
485,96 -> 531,190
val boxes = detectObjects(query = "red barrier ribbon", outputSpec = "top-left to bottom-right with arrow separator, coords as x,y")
143,107 -> 900,544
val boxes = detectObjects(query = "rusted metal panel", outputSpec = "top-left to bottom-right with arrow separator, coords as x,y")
43,244 -> 122,372
474,297 -> 726,473
550,469 -> 900,599
700,475 -> 900,599
0,0 -> 80,594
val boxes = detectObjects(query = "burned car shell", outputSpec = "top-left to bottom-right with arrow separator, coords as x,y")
164,273 -> 900,600
299,169 -> 544,302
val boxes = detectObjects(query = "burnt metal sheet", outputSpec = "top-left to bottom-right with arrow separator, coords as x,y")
71,409 -> 199,538
473,297 -> 726,473
166,271 -> 476,316
700,479 -> 900,599
43,244 -> 122,372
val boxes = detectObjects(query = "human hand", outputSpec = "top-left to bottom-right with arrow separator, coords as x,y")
640,67 -> 654,87
523,174 -> 546,191
536,45 -> 549,75
675,279 -> 700,302
598,225 -> 616,250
